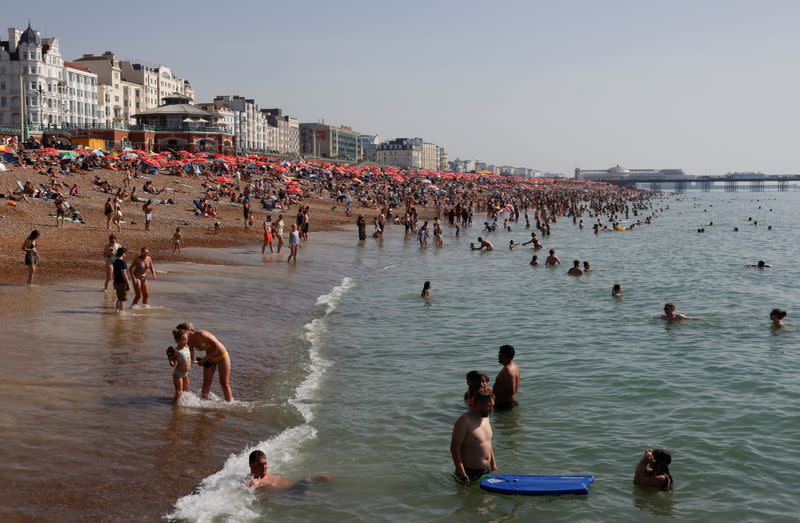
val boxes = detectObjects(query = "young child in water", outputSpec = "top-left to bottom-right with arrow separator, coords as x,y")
168,328 -> 192,405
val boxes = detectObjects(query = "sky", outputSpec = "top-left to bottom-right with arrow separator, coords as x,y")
18,0 -> 800,174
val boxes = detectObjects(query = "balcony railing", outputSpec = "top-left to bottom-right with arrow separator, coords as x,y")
26,122 -> 234,134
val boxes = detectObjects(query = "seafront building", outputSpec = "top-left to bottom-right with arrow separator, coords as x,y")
63,61 -> 99,127
0,24 -> 67,128
375,137 -> 444,170
300,122 -> 362,162
360,134 -> 380,162
0,22 -> 447,164
262,108 -> 300,156
119,61 -> 193,111
213,95 -> 269,153
376,138 -> 421,168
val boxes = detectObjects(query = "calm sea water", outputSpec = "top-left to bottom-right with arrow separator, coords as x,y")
170,191 -> 800,522
1,191 -> 798,522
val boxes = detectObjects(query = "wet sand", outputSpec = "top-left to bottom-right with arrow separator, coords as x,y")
0,246 -> 344,521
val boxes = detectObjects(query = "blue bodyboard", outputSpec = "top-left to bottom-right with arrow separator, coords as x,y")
479,474 -> 594,496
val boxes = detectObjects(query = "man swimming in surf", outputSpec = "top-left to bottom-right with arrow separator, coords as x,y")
492,344 -> 520,410
450,390 -> 497,482
247,450 -> 330,491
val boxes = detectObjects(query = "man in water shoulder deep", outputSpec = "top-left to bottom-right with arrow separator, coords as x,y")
247,450 -> 330,491
450,391 -> 497,482
661,302 -> 691,321
492,344 -> 520,410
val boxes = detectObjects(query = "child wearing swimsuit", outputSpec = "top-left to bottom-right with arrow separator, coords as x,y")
169,329 -> 192,405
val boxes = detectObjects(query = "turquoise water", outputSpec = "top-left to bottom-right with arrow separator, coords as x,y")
172,192 -> 800,522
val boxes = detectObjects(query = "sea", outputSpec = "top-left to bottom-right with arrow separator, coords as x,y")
1,190 -> 799,522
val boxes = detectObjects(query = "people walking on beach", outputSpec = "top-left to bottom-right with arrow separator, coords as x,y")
176,322 -> 233,402
243,199 -> 252,230
567,260 -> 583,276
22,230 -> 40,285
450,390 -> 497,482
287,224 -> 300,263
275,215 -> 285,253
168,328 -> 191,405
129,247 -> 156,308
633,448 -> 673,491
172,227 -> 183,254
104,197 -> 114,229
262,216 -> 273,254
661,303 -> 691,321
112,247 -> 129,313
301,206 -> 310,242
143,200 -> 154,231
492,344 -> 520,410
103,234 -> 121,290
112,198 -> 123,232
54,193 -> 66,227
770,308 -> 786,328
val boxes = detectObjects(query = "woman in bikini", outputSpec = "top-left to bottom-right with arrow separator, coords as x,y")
275,215 -> 285,254
176,322 -> 233,402
22,230 -> 40,286
129,247 -> 157,307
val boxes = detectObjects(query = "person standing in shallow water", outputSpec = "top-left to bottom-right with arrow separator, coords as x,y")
22,229 -> 40,286
112,247 -> 129,313
176,322 -> 233,402
357,215 -> 367,241
421,281 -> 431,299
450,391 -> 497,482
103,234 -> 121,290
493,344 -> 520,410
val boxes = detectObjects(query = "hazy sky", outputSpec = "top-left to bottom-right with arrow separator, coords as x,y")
19,1 -> 800,174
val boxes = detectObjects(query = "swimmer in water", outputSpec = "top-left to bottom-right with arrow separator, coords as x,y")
530,255 -> 540,266
582,261 -> 591,272
470,237 -> 493,251
545,249 -> 560,266
567,260 -> 583,276
770,308 -> 786,328
746,260 -> 771,268
247,450 -> 330,490
421,280 -> 431,299
661,302 -> 691,321
612,283 -> 622,297
509,240 -> 518,250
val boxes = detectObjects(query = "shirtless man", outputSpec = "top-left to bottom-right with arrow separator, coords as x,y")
470,237 -> 493,251
450,391 -> 497,482
545,249 -> 560,266
567,260 -> 583,276
247,450 -> 329,490
661,302 -> 691,321
492,344 -> 520,410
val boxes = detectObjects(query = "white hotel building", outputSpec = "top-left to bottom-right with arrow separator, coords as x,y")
64,61 -> 99,126
0,24 -> 66,128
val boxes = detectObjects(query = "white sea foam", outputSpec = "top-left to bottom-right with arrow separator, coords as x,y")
166,277 -> 353,522
177,391 -> 256,412
315,276 -> 355,314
